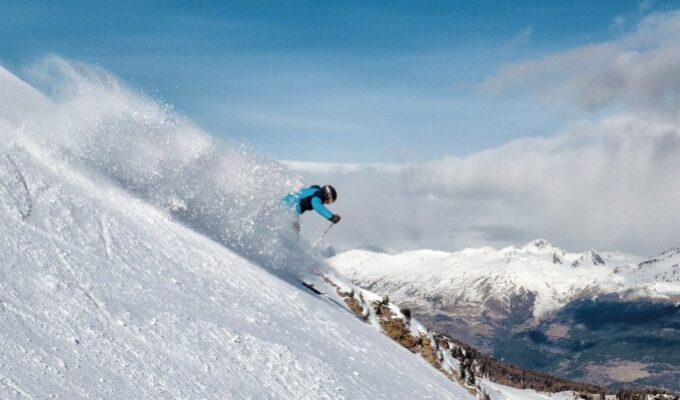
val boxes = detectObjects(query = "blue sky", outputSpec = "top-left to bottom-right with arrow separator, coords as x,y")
2,0 -> 678,162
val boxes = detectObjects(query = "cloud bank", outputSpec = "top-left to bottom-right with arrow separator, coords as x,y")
485,10 -> 680,119
290,11 -> 680,256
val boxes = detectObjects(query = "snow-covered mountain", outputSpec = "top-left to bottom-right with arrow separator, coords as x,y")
330,239 -> 678,324
0,60 -> 480,399
329,240 -> 680,390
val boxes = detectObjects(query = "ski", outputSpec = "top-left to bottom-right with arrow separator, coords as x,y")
300,280 -> 324,295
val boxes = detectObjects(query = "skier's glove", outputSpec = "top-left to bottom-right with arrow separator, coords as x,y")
330,214 -> 341,224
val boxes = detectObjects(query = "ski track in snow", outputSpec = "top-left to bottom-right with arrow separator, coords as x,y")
0,61 -> 474,399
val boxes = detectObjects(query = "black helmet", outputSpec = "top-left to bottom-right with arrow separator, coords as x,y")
322,185 -> 337,203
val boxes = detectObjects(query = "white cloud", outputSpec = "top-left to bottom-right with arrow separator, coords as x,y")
485,11 -> 680,120
504,26 -> 534,49
292,114 -> 680,255
291,11 -> 680,256
639,0 -> 654,12
610,15 -> 628,32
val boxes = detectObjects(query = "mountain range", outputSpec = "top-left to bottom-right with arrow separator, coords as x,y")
329,240 -> 680,390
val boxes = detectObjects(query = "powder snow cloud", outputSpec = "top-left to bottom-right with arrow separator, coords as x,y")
291,11 -> 680,256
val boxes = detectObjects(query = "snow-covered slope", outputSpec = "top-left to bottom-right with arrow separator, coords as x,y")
329,239 -> 678,323
0,60 -> 474,399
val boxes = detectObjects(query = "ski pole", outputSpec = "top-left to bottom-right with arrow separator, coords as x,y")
312,222 -> 335,248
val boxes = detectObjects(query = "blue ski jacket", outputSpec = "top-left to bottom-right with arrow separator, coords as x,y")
282,186 -> 335,220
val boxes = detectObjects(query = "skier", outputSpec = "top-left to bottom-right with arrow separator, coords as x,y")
282,185 -> 341,232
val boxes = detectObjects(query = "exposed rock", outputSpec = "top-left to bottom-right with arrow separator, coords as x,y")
343,296 -> 367,321
377,305 -> 421,353
324,278 -> 369,321
572,251 -> 606,268
553,252 -> 563,264
420,335 -> 442,370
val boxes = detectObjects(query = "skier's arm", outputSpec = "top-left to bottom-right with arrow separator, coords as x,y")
311,196 -> 335,220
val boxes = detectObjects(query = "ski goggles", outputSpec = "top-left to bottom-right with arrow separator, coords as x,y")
323,187 -> 335,203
